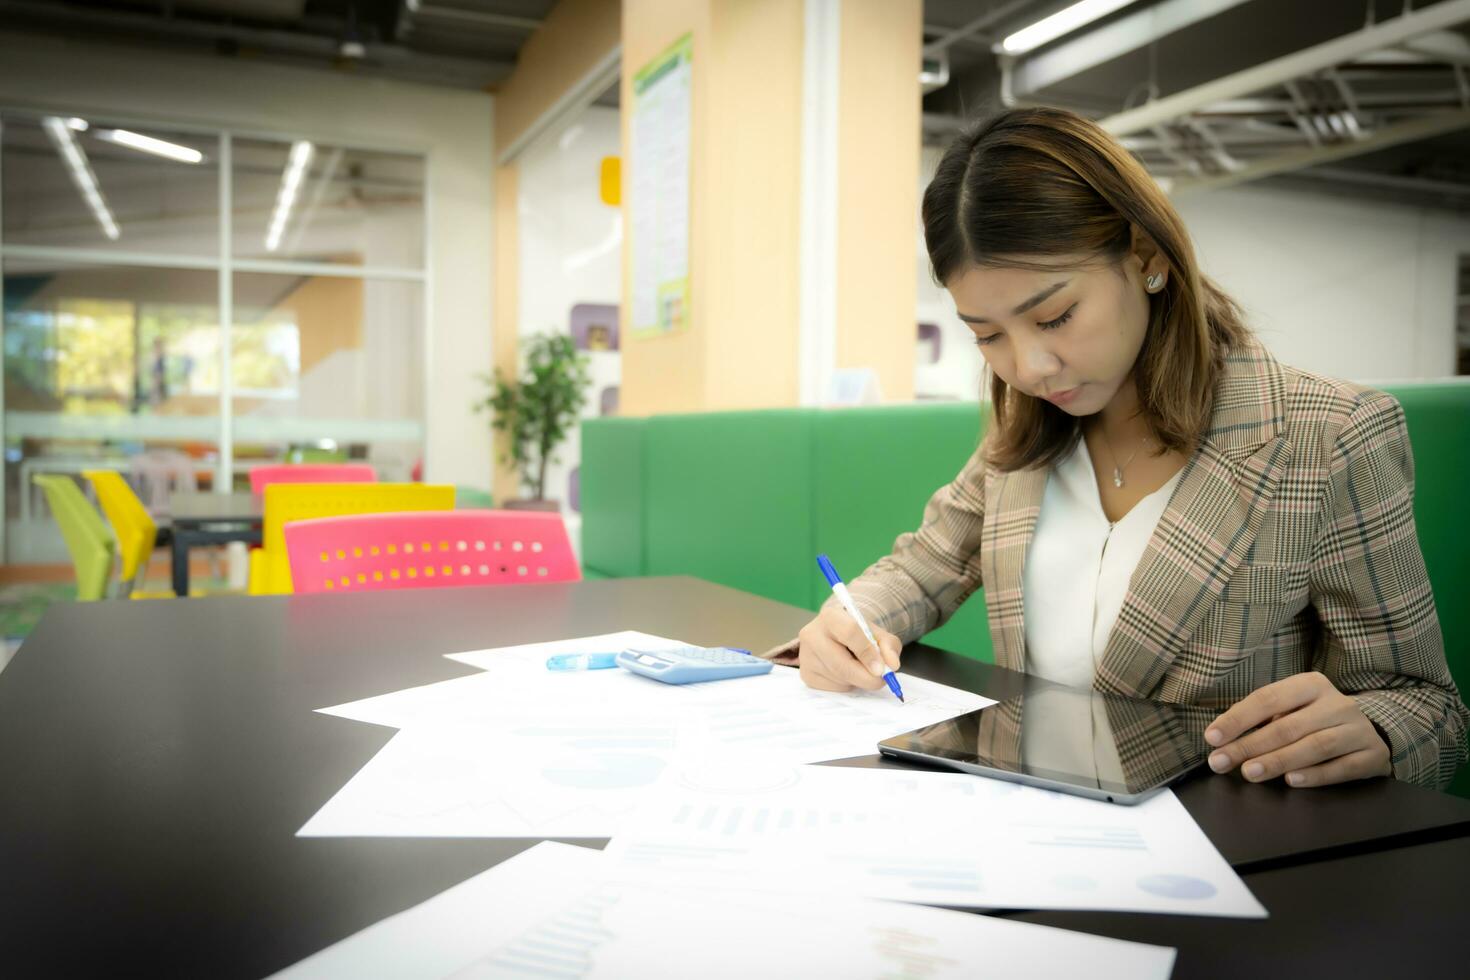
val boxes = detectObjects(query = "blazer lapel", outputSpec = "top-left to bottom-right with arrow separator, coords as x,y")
982,463 -> 1048,674
1094,342 -> 1292,698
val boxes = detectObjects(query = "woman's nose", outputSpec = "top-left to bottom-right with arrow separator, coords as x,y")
1012,337 -> 1061,389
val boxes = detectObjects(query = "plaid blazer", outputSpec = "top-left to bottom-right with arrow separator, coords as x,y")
772,341 -> 1469,788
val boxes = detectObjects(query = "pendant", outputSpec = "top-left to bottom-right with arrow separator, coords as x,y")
1113,468 -> 1124,488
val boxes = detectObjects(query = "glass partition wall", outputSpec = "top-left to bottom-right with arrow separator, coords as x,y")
0,110 -> 427,563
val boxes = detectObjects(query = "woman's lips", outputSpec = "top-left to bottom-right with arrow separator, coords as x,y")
1044,385 -> 1082,406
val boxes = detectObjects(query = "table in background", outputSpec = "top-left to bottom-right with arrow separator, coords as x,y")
1,576 -> 1465,977
167,490 -> 263,596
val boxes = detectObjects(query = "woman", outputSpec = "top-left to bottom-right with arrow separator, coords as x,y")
783,107 -> 1468,790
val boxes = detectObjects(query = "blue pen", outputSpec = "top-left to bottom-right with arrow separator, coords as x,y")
816,554 -> 904,703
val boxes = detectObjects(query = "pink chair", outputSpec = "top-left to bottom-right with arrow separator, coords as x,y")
284,510 -> 581,594
249,463 -> 376,496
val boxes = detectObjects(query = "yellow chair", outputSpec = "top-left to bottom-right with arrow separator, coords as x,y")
82,470 -> 157,597
32,474 -> 114,602
81,469 -> 192,599
249,482 -> 455,595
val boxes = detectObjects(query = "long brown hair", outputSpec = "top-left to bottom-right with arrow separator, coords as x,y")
922,106 -> 1250,471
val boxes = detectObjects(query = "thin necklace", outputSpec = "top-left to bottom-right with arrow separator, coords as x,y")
1099,425 -> 1149,488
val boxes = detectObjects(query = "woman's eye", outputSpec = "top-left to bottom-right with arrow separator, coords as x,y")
972,333 -> 1001,348
1039,304 -> 1077,330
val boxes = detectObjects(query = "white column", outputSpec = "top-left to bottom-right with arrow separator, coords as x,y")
799,0 -> 841,407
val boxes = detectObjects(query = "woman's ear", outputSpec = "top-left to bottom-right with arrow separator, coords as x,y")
1130,224 -> 1168,291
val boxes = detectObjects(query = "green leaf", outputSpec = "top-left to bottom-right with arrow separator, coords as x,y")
475,330 -> 594,500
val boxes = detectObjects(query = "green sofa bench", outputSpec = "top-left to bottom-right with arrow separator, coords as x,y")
582,383 -> 1469,788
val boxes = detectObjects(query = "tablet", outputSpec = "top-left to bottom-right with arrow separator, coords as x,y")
877,678 -> 1215,804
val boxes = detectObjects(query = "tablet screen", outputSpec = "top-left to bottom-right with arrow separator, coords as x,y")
878,679 -> 1216,796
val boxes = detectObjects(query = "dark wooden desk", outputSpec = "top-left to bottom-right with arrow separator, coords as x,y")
1,576 -> 1465,977
167,491 -> 263,596
1012,836 -> 1469,977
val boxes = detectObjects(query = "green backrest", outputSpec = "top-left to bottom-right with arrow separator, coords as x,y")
33,474 -> 115,602
644,410 -> 815,608
583,404 -> 998,661
583,383 -> 1469,674
455,486 -> 496,509
581,417 -> 647,579
812,403 -> 993,661
1381,383 -> 1470,697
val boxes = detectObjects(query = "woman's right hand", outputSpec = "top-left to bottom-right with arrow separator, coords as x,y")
796,604 -> 903,692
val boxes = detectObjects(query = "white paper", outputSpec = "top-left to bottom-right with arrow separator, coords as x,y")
298,714 -> 697,838
302,632 -> 994,838
272,842 -> 1177,980
605,762 -> 1266,919
319,632 -> 689,729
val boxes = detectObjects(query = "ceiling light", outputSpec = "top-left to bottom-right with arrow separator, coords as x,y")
41,116 -> 120,241
1000,0 -> 1138,56
65,117 -> 89,132
95,128 -> 205,164
265,140 -> 315,253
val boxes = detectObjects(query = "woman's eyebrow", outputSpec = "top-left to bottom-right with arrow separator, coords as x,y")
956,280 -> 1071,325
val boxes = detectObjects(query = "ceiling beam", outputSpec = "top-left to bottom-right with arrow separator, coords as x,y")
1398,29 -> 1470,67
405,2 -> 542,33
1005,0 -> 1254,99
1170,108 -> 1470,195
1100,0 -> 1470,135
1289,165 -> 1470,198
922,0 -> 1035,58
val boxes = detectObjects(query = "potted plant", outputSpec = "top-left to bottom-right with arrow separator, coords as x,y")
477,331 -> 592,511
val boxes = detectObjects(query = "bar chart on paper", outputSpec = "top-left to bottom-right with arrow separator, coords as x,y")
273,843 -> 1177,980
605,764 -> 1266,918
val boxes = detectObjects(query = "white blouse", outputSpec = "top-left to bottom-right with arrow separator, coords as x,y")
1021,436 -> 1184,689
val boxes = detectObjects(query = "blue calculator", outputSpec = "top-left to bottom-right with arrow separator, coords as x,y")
616,646 -> 773,684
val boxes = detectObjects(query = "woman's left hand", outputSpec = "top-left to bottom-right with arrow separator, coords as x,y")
1204,671 -> 1392,788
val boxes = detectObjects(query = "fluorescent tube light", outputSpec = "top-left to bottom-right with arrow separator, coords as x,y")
265,140 -> 315,252
41,116 -> 120,241
96,128 -> 205,164
65,117 -> 89,132
1000,0 -> 1137,55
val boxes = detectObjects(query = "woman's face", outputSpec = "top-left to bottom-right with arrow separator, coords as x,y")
945,252 -> 1159,417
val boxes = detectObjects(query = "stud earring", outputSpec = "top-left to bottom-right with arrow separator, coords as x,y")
1146,273 -> 1164,292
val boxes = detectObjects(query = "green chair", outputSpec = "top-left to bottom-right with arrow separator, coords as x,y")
1383,382 -> 1470,797
643,409 -> 815,608
581,417 -> 646,580
455,486 -> 496,509
32,475 -> 115,602
812,403 -> 994,662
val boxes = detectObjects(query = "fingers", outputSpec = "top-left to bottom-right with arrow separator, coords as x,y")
827,614 -> 892,681
877,631 -> 902,672
1206,699 -> 1341,775
1231,724 -> 1354,782
1282,748 -> 1391,789
1205,673 -> 1394,787
797,615 -> 884,692
1205,672 -> 1328,749
799,662 -> 852,693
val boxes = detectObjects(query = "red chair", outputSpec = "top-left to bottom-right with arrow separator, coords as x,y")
284,510 -> 580,594
249,463 -> 376,496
